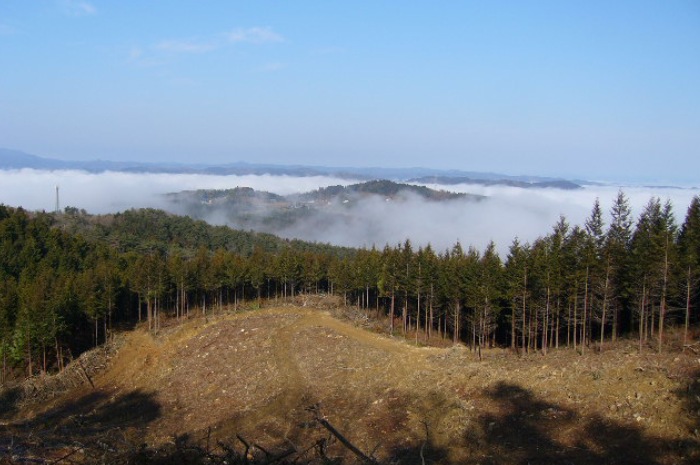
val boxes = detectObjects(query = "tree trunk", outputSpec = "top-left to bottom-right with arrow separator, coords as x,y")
567,302 -> 571,348
555,303 -> 560,349
658,237 -> 669,353
542,286 -> 550,355
390,292 -> 395,335
3,340 -> 7,383
429,284 -> 434,341
600,264 -> 611,347
639,281 -> 646,353
685,267 -> 692,350
147,291 -> 152,333
27,334 -> 32,378
511,302 -> 516,350
582,266 -> 589,355
453,299 -> 460,344
573,282 -> 578,351
521,269 -> 527,352
402,292 -> 408,335
416,290 -> 421,345
54,337 -> 62,373
612,300 -> 618,343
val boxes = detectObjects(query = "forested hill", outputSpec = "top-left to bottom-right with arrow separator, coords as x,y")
2,191 -> 700,384
408,175 -> 582,190
0,205 -> 353,380
164,180 -> 484,238
294,180 -> 481,202
56,207 -> 349,257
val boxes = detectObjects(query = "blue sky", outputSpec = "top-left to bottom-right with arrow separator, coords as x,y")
1,1 -> 699,182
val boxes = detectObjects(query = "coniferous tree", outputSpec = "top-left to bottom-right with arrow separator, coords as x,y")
417,244 -> 439,340
475,241 -> 502,354
606,190 -> 633,340
0,273 -> 17,382
562,225 -> 588,352
630,198 -> 676,351
585,199 -> 607,346
678,196 -> 700,347
658,200 -> 678,351
504,238 -> 530,351
547,217 -> 569,351
378,245 -> 399,334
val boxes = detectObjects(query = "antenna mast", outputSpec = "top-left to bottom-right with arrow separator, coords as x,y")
55,185 -> 60,214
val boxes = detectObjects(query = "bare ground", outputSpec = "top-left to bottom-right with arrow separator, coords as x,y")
2,302 -> 699,464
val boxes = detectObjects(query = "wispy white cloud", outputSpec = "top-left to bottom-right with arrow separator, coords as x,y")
59,0 -> 97,16
227,27 -> 284,44
125,46 -> 167,68
154,39 -> 217,54
125,26 -> 285,68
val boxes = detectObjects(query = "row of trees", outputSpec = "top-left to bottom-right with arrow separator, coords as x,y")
316,192 -> 700,356
1,191 -> 699,380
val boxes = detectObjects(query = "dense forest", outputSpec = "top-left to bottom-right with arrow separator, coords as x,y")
1,190 -> 699,381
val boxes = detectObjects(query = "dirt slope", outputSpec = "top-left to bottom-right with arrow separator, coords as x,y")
2,306 -> 700,464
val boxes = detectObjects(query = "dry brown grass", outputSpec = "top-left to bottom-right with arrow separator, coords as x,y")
2,304 -> 699,464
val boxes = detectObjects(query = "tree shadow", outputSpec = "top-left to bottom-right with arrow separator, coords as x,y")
473,382 -> 668,465
0,385 -> 21,420
1,389 -> 161,461
389,382 -> 699,465
672,365 -> 700,461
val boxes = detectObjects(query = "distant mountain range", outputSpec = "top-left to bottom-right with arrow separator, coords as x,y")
0,147 -> 583,188
408,176 -> 582,190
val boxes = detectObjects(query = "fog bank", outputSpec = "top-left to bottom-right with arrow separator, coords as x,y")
0,169 -> 357,213
1,169 -> 698,256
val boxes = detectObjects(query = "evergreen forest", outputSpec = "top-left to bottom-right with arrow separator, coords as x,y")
1,190 -> 700,381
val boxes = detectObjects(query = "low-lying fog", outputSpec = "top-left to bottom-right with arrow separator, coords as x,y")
2,169 -> 698,255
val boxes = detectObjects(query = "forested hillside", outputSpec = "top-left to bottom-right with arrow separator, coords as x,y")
1,190 -> 700,381
164,180 -> 484,236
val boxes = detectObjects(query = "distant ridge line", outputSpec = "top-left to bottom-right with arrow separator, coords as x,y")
0,147 -> 582,186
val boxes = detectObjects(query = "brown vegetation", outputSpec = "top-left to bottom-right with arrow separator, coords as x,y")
1,303 -> 699,464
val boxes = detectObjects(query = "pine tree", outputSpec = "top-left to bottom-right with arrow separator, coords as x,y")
504,238 -> 530,351
475,241 -> 502,355
606,190 -> 633,341
678,196 -> 700,347
585,199 -> 607,346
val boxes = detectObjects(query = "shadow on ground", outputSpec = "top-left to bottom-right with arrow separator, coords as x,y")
391,381 -> 699,465
3,378 -> 699,464
0,386 -> 21,420
1,389 -> 160,462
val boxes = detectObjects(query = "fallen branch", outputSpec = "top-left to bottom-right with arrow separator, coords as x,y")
50,446 -> 80,464
308,404 -> 379,465
684,344 -> 699,354
77,358 -> 95,390
237,434 -> 252,464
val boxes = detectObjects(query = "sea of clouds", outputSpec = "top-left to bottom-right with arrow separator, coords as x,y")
1,169 -> 698,257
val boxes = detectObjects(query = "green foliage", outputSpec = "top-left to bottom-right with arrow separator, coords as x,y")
2,190 -> 700,379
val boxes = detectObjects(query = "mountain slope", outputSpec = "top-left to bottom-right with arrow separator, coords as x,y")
3,305 -> 697,464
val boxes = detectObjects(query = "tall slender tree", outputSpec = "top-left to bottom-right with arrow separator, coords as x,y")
678,196 -> 700,348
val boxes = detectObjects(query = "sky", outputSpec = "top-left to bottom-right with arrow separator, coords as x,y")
1,1 -> 699,183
